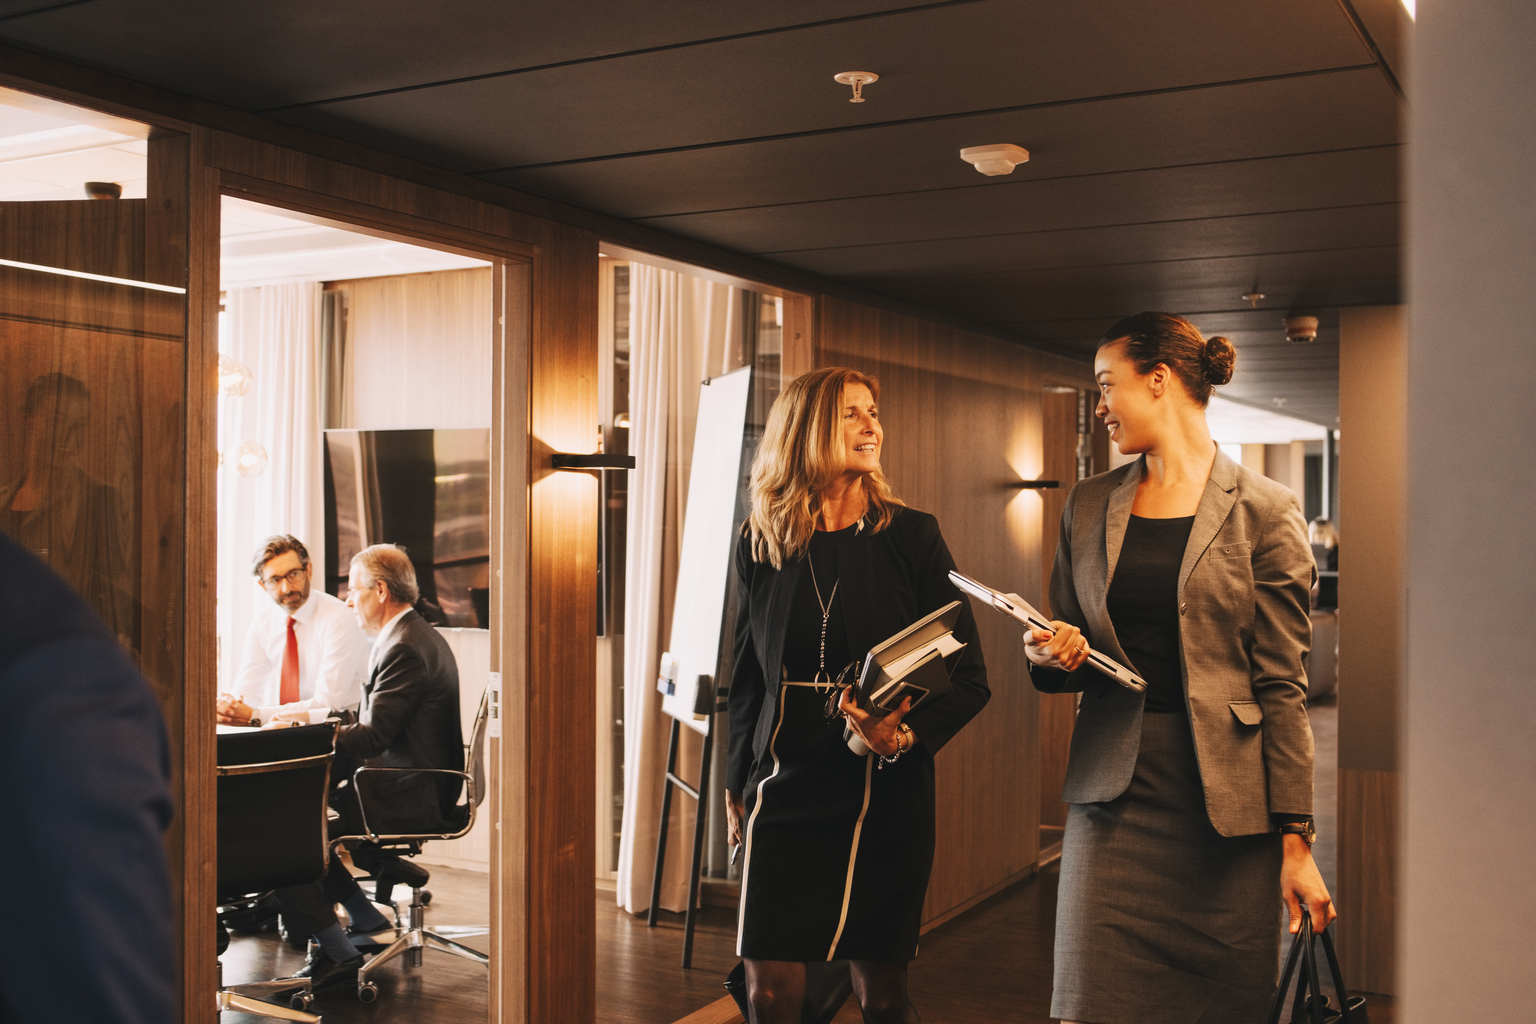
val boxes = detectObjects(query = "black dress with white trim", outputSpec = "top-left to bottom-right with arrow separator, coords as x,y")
729,508 -> 989,963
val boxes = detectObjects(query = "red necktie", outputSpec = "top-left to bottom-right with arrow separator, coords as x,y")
280,616 -> 299,705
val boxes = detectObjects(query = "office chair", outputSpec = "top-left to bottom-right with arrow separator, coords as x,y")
337,688 -> 490,1002
216,723 -> 337,1021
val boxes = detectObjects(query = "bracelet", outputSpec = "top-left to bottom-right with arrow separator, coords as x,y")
878,723 -> 914,770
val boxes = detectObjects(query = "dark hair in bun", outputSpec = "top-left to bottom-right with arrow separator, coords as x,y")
1100,311 -> 1235,406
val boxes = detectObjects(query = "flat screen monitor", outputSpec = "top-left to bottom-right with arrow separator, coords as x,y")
323,427 -> 490,629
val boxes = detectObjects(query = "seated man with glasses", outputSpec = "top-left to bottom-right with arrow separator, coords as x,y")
217,534 -> 366,729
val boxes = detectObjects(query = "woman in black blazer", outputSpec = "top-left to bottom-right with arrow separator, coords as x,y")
725,367 -> 988,1024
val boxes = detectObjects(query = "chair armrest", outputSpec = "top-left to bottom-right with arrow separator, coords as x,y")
339,766 -> 474,844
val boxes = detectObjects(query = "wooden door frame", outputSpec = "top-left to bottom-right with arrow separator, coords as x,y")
205,172 -> 542,1024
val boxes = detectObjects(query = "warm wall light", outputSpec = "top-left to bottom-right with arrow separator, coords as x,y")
1400,0 -> 1415,19
218,355 -> 254,397
550,453 -> 636,471
1011,479 -> 1060,489
231,440 -> 268,478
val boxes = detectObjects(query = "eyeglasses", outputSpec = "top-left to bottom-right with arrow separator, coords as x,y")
260,567 -> 308,591
822,661 -> 861,721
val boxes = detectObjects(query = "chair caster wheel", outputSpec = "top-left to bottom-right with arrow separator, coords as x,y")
357,981 -> 379,1003
288,991 -> 313,1011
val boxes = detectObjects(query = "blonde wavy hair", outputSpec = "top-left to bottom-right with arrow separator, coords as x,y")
747,367 -> 903,568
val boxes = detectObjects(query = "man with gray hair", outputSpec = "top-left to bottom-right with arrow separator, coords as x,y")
271,544 -> 463,995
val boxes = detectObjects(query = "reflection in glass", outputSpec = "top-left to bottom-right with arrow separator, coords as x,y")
0,372 -> 134,638
0,86 -> 186,671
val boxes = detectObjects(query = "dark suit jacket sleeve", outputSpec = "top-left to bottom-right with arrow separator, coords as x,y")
1030,482 -> 1099,695
0,637 -> 175,1024
901,512 -> 990,754
337,643 -> 429,761
726,531 -> 766,795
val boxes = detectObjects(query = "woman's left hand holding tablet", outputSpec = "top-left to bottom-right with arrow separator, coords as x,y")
839,688 -> 910,756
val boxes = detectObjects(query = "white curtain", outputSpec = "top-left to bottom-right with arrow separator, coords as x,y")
339,268 -> 492,430
617,262 -> 744,913
216,282 -> 326,693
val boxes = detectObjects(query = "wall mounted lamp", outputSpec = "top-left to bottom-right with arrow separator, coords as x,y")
551,453 -> 636,471
1012,479 -> 1060,489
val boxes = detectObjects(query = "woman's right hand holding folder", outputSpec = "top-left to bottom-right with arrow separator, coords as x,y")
1022,619 -> 1091,673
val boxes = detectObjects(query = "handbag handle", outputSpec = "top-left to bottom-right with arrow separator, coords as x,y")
1318,928 -> 1356,1024
1269,906 -> 1341,1024
1300,909 -> 1328,1024
1268,910 -> 1311,1024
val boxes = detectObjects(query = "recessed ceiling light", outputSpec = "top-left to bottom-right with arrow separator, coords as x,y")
959,144 -> 1029,176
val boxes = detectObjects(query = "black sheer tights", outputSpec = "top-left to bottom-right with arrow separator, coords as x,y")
744,959 -> 920,1024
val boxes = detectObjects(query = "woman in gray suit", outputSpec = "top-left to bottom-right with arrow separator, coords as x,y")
1026,312 -> 1334,1024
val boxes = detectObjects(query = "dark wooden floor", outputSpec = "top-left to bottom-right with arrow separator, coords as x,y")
222,699 -> 1393,1024
219,863 -> 490,1023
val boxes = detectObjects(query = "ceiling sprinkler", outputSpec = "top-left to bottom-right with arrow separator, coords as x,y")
1283,316 -> 1320,344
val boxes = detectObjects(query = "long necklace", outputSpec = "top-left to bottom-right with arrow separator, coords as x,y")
808,555 -> 838,690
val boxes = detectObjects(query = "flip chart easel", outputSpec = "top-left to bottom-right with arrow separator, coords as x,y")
647,365 -> 751,967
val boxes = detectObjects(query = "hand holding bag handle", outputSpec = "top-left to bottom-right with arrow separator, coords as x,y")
1267,906 -> 1369,1024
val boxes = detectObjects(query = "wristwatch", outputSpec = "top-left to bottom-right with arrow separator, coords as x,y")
1277,819 -> 1316,846
248,711 -> 262,728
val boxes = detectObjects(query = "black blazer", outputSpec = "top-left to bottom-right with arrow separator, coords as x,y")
727,507 -> 990,794
340,609 -> 464,833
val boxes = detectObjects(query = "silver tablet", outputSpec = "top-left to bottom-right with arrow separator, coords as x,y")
948,570 -> 1148,693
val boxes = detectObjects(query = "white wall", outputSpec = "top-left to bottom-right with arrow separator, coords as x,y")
416,627 -> 491,872
1404,2 -> 1536,1018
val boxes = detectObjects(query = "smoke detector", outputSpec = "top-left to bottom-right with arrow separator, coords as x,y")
960,144 -> 1030,176
1283,315 -> 1320,344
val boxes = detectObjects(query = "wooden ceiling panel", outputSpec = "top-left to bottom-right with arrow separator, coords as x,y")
641,148 -> 1400,256
255,0 -> 1367,169
777,204 -> 1401,281
869,245 -> 1399,324
482,67 -> 1400,219
0,0 -> 918,109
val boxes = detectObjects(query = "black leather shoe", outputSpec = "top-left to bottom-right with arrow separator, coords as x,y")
283,951 -> 363,993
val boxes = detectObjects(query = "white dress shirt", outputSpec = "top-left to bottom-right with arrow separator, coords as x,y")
233,590 -> 367,721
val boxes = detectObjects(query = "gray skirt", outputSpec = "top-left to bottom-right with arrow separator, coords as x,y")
1053,712 -> 1282,1024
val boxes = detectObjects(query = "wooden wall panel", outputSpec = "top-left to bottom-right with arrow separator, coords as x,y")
816,297 -> 1095,924
182,132 -> 220,1023
1338,768 -> 1399,994
525,221 -> 600,1022
1037,390 -> 1080,832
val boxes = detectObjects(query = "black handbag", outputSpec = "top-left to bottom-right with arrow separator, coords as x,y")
1267,907 -> 1370,1024
725,960 -> 854,1024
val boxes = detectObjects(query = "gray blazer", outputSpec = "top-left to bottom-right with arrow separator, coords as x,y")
1034,448 -> 1315,836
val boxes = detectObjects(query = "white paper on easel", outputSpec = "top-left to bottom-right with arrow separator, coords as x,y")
661,365 -> 753,735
